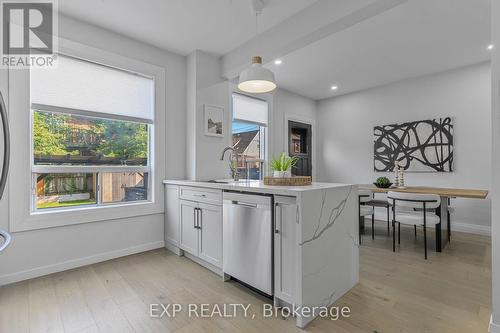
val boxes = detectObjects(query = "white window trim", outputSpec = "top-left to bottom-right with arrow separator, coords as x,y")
8,37 -> 166,232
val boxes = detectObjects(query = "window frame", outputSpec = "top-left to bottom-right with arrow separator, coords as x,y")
8,37 -> 166,232
31,105 -> 152,212
230,91 -> 272,179
231,119 -> 267,180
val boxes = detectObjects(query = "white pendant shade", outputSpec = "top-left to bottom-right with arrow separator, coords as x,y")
238,56 -> 276,94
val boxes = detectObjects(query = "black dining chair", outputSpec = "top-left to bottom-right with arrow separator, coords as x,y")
366,193 -> 391,236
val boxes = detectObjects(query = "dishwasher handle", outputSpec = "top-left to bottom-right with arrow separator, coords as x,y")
230,200 -> 258,208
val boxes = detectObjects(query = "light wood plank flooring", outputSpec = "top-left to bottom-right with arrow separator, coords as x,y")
0,224 -> 491,333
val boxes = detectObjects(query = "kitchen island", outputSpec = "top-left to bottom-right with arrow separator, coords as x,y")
163,180 -> 359,328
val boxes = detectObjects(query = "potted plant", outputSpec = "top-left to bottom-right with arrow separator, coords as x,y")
270,152 -> 299,178
374,176 -> 393,188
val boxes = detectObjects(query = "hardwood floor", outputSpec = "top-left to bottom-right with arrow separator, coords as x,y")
0,224 -> 491,332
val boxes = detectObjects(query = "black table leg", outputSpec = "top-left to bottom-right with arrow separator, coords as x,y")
435,197 -> 449,252
435,222 -> 442,252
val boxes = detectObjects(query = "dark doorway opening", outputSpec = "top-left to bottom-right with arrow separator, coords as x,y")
288,120 -> 312,177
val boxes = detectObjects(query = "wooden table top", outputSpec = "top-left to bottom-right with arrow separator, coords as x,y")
359,185 -> 489,199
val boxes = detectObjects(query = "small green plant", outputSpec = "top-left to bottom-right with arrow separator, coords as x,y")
270,152 -> 299,171
374,176 -> 391,187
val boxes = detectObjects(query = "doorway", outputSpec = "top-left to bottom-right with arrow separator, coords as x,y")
288,120 -> 312,177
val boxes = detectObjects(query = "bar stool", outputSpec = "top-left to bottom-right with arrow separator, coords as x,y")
387,191 -> 441,259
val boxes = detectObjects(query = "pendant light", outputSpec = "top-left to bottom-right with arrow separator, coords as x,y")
238,9 -> 277,94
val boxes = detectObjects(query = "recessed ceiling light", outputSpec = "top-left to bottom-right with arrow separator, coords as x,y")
274,59 -> 282,65
331,85 -> 339,91
488,44 -> 494,51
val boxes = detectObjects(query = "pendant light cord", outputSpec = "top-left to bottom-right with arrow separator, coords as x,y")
255,11 -> 259,37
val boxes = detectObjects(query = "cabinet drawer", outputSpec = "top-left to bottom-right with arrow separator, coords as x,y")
180,186 -> 222,205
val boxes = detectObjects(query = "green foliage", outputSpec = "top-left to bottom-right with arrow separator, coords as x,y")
270,152 -> 299,171
33,112 -> 68,155
375,176 -> 391,186
94,119 -> 148,159
37,199 -> 96,209
33,111 -> 148,162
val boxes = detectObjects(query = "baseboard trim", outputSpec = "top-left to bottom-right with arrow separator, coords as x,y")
451,222 -> 491,236
0,240 -> 165,286
165,241 -> 183,256
490,315 -> 500,333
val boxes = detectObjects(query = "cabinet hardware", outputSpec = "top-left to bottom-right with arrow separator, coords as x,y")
198,208 -> 202,230
274,203 -> 281,234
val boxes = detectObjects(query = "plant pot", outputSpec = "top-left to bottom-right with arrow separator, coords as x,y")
283,170 -> 292,177
373,182 -> 393,189
273,171 -> 285,178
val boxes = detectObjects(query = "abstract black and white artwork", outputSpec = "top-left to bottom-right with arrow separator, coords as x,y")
374,117 -> 453,172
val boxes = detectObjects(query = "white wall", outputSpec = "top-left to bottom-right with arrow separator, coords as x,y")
186,52 -> 197,180
185,51 -> 317,181
185,50 -> 232,181
490,0 -> 500,331
0,15 -> 187,285
195,81 -> 232,180
317,63 -> 492,231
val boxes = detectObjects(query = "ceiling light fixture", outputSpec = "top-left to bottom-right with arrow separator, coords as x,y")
238,4 -> 276,94
331,85 -> 339,91
488,44 -> 495,51
274,59 -> 282,65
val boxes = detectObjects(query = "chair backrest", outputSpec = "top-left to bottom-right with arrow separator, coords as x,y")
359,189 -> 372,203
387,191 -> 440,210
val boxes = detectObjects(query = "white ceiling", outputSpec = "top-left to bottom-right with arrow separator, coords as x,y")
59,0 -> 491,100
58,0 -> 317,55
266,0 -> 491,100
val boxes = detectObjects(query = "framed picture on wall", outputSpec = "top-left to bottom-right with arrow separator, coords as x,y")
204,104 -> 224,137
373,117 -> 454,172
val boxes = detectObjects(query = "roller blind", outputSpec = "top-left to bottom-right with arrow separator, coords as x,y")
232,93 -> 268,126
31,55 -> 154,122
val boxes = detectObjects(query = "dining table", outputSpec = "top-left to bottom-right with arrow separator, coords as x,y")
359,185 -> 489,252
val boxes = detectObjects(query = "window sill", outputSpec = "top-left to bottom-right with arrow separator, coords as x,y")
11,200 -> 164,233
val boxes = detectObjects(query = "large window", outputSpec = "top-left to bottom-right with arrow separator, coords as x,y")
30,55 -> 154,211
232,93 -> 268,180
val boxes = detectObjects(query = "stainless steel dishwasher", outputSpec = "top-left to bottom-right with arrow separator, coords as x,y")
223,191 -> 272,295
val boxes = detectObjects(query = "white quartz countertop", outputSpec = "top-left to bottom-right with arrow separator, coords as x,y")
162,179 -> 353,196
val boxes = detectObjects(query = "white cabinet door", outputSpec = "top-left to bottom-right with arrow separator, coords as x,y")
274,195 -> 298,305
198,203 -> 222,268
165,185 -> 180,247
179,200 -> 199,256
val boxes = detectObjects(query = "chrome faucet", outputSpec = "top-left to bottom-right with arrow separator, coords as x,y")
220,146 -> 240,181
